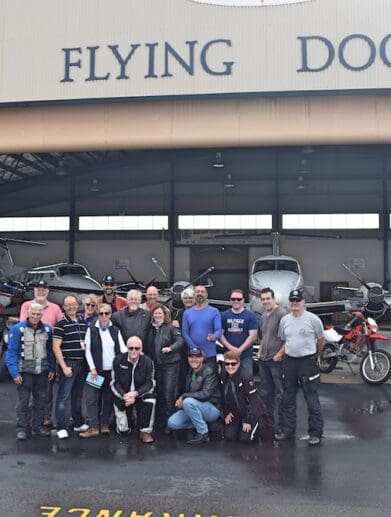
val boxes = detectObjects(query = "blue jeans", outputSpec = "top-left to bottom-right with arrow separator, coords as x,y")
168,397 -> 220,435
240,355 -> 254,378
55,360 -> 87,430
258,359 -> 284,432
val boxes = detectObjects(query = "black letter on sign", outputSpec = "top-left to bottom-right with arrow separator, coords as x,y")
108,44 -> 141,80
380,34 -> 391,67
145,43 -> 159,78
297,36 -> 335,72
61,47 -> 82,83
86,46 -> 110,81
338,34 -> 376,71
200,39 -> 234,76
162,40 -> 197,78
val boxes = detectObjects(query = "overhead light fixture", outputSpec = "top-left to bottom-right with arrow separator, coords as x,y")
90,178 -> 100,192
55,157 -> 67,176
212,151 -> 225,169
224,173 -> 235,188
298,158 -> 311,175
296,175 -> 305,190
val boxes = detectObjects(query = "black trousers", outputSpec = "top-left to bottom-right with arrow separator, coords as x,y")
155,362 -> 179,428
85,370 -> 113,428
114,396 -> 156,434
281,355 -> 323,438
224,412 -> 254,443
17,371 -> 48,432
258,359 -> 284,432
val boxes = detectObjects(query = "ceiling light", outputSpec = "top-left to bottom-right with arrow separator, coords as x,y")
224,173 -> 235,188
298,158 -> 311,175
296,175 -> 305,190
55,158 -> 67,176
212,151 -> 225,169
90,178 -> 100,192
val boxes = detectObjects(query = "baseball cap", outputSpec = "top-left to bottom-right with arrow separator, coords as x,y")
102,275 -> 115,284
188,347 -> 203,357
35,279 -> 48,288
289,289 -> 304,302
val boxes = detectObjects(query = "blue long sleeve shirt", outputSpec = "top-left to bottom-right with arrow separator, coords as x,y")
182,305 -> 222,358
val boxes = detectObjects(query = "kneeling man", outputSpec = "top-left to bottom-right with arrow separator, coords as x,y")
168,347 -> 221,445
111,336 -> 156,443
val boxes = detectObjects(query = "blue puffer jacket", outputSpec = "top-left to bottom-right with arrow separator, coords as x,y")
5,320 -> 55,379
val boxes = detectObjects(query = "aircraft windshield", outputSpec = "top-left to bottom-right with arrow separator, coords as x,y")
58,265 -> 88,276
253,259 -> 299,274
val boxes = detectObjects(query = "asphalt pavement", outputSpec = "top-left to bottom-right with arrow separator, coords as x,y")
1,375 -> 391,517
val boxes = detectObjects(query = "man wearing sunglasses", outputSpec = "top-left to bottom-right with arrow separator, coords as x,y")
111,335 -> 156,443
276,289 -> 325,446
98,275 -> 127,314
220,289 -> 258,377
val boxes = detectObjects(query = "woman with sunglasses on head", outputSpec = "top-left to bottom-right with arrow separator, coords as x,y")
220,351 -> 270,443
146,303 -> 184,434
79,294 -> 99,326
80,303 -> 127,438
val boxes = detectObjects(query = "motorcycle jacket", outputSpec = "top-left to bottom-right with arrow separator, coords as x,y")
181,363 -> 221,409
146,322 -> 184,365
111,307 -> 150,344
111,352 -> 155,400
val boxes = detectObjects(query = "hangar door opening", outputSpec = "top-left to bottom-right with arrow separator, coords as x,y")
190,246 -> 248,301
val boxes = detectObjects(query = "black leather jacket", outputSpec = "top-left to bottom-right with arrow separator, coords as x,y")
111,307 -> 150,344
146,322 -> 184,364
111,353 -> 155,400
182,364 -> 221,409
220,368 -> 270,427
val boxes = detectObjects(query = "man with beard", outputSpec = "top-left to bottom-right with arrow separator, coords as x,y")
182,285 -> 222,366
98,275 -> 127,313
19,279 -> 63,427
140,285 -> 159,311
111,289 -> 150,344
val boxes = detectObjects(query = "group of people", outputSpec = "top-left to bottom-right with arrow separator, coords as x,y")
5,274 -> 326,446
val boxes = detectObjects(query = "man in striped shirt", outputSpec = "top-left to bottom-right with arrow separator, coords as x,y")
53,295 -> 89,439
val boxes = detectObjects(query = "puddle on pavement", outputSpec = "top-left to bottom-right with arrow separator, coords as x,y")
350,399 -> 391,414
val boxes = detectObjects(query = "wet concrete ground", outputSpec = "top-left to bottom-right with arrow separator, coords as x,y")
1,379 -> 391,517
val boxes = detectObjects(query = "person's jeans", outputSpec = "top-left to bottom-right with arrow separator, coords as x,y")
240,355 -> 254,378
85,370 -> 113,429
168,397 -> 220,435
55,360 -> 87,430
258,359 -> 284,432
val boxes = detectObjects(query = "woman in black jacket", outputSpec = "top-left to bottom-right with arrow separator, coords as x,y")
220,351 -> 270,442
146,303 -> 184,433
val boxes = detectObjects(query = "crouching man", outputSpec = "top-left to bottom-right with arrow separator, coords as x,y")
111,336 -> 156,443
6,303 -> 56,440
168,347 -> 221,445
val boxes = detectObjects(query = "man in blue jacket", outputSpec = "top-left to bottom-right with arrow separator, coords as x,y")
6,303 -> 56,440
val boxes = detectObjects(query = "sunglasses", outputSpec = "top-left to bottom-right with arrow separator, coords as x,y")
85,303 -> 96,307
224,362 -> 238,367
127,347 -> 141,351
99,311 -> 111,316
230,297 -> 243,302
104,282 -> 115,287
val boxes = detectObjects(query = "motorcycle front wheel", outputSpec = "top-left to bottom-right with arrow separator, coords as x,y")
360,349 -> 391,385
318,343 -> 338,374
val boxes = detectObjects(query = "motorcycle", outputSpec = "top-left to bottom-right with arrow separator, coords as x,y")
319,311 -> 391,385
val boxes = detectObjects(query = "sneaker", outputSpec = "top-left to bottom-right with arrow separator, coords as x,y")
79,428 -> 99,439
32,427 -> 51,437
73,424 -> 89,433
100,425 -> 110,435
274,432 -> 295,441
187,432 -> 210,445
57,429 -> 69,440
308,435 -> 321,446
139,431 -> 154,443
16,430 -> 27,441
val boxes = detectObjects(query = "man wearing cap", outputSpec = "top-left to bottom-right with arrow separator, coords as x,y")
276,289 -> 325,446
20,279 -> 63,329
19,279 -> 63,427
98,275 -> 127,314
167,347 -> 221,445
182,285 -> 222,366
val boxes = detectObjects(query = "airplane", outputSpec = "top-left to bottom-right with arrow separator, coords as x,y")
0,237 -> 102,315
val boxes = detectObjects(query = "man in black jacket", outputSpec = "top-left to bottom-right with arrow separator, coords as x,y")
167,347 -> 221,445
111,336 -> 156,443
111,290 -> 150,343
